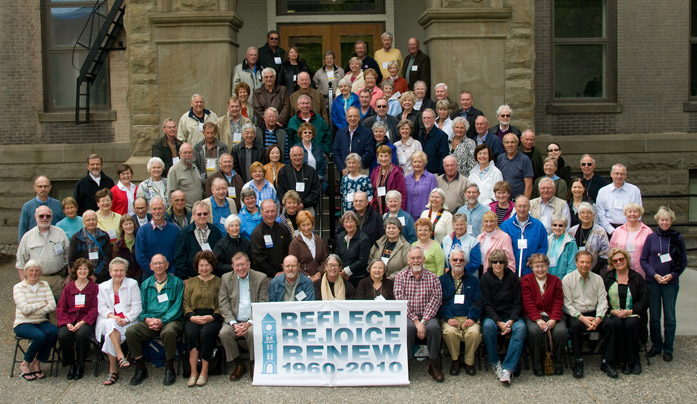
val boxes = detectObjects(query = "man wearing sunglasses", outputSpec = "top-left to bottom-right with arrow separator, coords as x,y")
174,201 -> 223,280
258,30 -> 285,75
488,105 -> 521,141
362,97 -> 400,143
579,154 -> 608,202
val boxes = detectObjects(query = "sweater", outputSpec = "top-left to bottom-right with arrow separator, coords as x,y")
135,221 -> 180,278
480,269 -> 522,323
520,273 -> 564,322
13,280 -> 56,327
138,274 -> 184,324
56,280 -> 99,327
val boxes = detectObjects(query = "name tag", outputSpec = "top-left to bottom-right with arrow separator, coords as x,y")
114,303 -> 124,314
346,193 -> 354,202
296,182 -> 305,192
549,255 -> 557,267
228,187 -> 236,198
327,70 -> 334,79
613,199 -> 623,209
172,157 -> 180,165
274,57 -> 282,65
381,256 -> 390,265
233,132 -> 242,144
264,234 -> 274,248
454,294 -> 465,305
220,217 -> 227,225
198,122 -> 204,131
206,158 -> 217,172
293,74 -> 297,82
201,243 -> 212,252
157,293 -> 169,303
375,295 -> 386,301
398,217 -> 406,226
385,130 -> 390,139
295,290 -> 307,301
411,65 -> 418,72
626,244 -> 634,252
74,294 -> 85,308
53,243 -> 64,255
579,246 -> 586,251
517,238 -> 528,249
660,253 -> 672,263
294,230 -> 299,237
382,62 -> 389,69
88,251 -> 99,260
377,187 -> 387,197
467,224 -> 473,235
107,229 -> 116,240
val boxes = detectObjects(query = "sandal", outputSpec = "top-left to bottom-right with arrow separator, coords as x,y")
104,372 -> 119,386
32,370 -> 46,379
118,357 -> 130,368
19,372 -> 36,381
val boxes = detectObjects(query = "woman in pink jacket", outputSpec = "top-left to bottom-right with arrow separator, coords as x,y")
609,202 -> 652,277
370,144 -> 407,215
477,211 -> 516,273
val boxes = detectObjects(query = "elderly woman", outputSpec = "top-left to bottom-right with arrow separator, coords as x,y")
489,181 -> 515,225
413,218 -> 445,276
451,117 -> 477,176
436,100 -> 454,141
355,259 -> 395,300
480,249 -> 526,386
340,153 -> 373,214
398,91 -> 421,137
96,258 -> 142,385
381,79 -> 403,117
295,122 -> 327,182
610,202 -> 653,278
383,61 -> 407,94
234,82 -> 254,123
442,213 -> 481,274
213,214 -> 250,276
96,188 -> 122,242
111,164 -> 137,216
468,144 -> 503,205
184,251 -> 222,387
477,211 -> 516,273
371,144 -> 406,215
277,46 -> 309,92
369,217 -> 411,279
521,253 -> 567,376
359,68 -> 384,108
13,260 -> 58,381
640,206 -> 687,362
244,161 -> 278,206
263,144 -> 285,186
567,178 -> 592,228
546,213 -> 578,279
136,157 -> 168,207
420,188 -> 453,242
533,156 -> 568,199
383,190 -> 417,243
57,259 -> 98,380
331,76 -> 360,131
394,119 -> 422,176
57,196 -> 83,240
289,210 -> 328,282
238,187 -> 262,240
369,121 -> 399,170
347,56 -> 365,93
312,50 -> 345,99
405,151 -> 437,220
602,247 -> 648,375
313,254 -> 355,300
112,214 -> 143,283
336,211 -> 372,288
567,202 -> 609,274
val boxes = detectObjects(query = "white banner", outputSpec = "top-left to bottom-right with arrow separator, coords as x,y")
252,300 -> 410,386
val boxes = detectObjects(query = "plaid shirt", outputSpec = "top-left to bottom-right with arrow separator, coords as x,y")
393,267 -> 442,322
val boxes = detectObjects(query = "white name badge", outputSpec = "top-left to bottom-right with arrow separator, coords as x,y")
201,243 -> 212,252
346,193 -> 354,202
385,130 -> 390,139
274,57 -> 282,65
198,122 -> 204,131
206,158 -> 217,172
517,238 -> 528,249
467,224 -> 473,235
172,157 -> 180,165
549,256 -> 557,267
107,229 -> 117,239
88,251 -> 99,260
74,294 -> 86,308
233,132 -> 242,144
294,230 -> 300,237
626,245 -> 634,252
660,253 -> 672,263
381,256 -> 390,265
579,246 -> 586,251
219,217 -> 226,225
295,290 -> 307,301
327,70 -> 334,79
398,154 -> 406,165
382,62 -> 389,69
157,293 -> 169,303
377,186 -> 387,197
228,187 -> 236,198
411,65 -> 418,72
53,243 -> 64,255
613,199 -> 623,209
114,303 -> 124,314
399,217 -> 406,226
375,295 -> 386,301
295,182 -> 305,192
264,234 -> 274,248
454,294 -> 465,305
293,74 -> 297,82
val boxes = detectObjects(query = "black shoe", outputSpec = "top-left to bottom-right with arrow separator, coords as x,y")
74,366 -> 84,380
663,352 -> 673,362
130,367 -> 148,386
573,360 -> 584,379
632,362 -> 642,375
533,368 -> 544,377
449,360 -> 460,376
163,368 -> 176,386
601,362 -> 618,379
622,364 -> 632,375
647,348 -> 661,358
66,364 -> 77,380
554,365 -> 563,375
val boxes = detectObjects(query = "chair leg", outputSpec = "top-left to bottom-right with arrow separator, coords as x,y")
10,339 -> 21,377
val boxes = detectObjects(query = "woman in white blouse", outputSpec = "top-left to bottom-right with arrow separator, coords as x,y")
420,188 -> 453,243
468,143 -> 503,205
394,119 -> 422,176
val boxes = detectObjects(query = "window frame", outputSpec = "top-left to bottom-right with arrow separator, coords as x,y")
276,0 -> 385,16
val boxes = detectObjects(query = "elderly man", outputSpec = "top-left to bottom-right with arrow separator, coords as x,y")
332,106 -> 375,174
530,177 -> 572,234
257,30 -> 285,75
256,107 -> 289,161
439,248 -> 482,376
269,255 -> 315,301
400,38 -> 431,94
249,200 -> 291,277
131,197 -> 152,232
204,153 -> 245,211
456,183 -> 489,236
338,191 -> 384,246
579,154 -> 608,202
362,97 -> 400,143
450,91 -> 483,139
202,177 -> 238,234
18,176 -> 64,241
357,88 -> 375,120
418,108 -> 448,175
488,105 -> 521,140
596,163 -> 643,235
345,40 -> 382,83
518,129 -> 544,180
177,94 -> 218,145
231,123 -> 264,183
165,190 -> 190,228
563,250 -> 615,379
473,115 -> 504,158
68,210 -> 112,283
152,119 -> 183,176
413,81 -> 435,112
437,156 -> 467,212
194,122 -> 229,180
127,254 -> 184,386
174,201 -> 223,280
232,46 -> 263,92
496,133 -> 533,198
433,83 -> 457,116
276,146 -> 321,214
217,96 -> 252,150
374,31 -> 402,80
252,67 -> 290,126
394,246 -> 444,382
73,154 -> 115,215
218,252 -> 269,381
286,94 -> 332,155
167,143 -> 203,209
136,197 -> 180,278
500,195 -> 548,277
16,205 -> 69,296
289,71 -> 328,123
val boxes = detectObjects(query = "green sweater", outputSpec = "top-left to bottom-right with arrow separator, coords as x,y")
138,274 -> 184,324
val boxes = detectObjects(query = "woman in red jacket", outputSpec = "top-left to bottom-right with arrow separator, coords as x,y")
110,164 -> 137,216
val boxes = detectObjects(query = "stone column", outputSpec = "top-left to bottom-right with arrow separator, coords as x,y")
418,0 -> 534,130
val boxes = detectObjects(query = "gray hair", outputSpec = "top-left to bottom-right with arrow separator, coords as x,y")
452,212 -> 468,225
262,67 -> 276,77
451,116 -> 470,131
242,123 -> 256,133
297,94 -> 311,104
496,104 -> 512,116
192,200 -> 211,213
409,245 -> 425,258
264,107 -> 278,117
224,214 -> 241,230
434,83 -> 448,91
538,177 -> 555,188
577,202 -> 595,214
246,46 -> 257,53
380,32 -> 394,41
371,121 -> 388,132
551,213 -> 568,227
191,94 -> 204,102
345,153 -> 362,165
381,79 -> 394,89
338,77 -> 352,88
147,157 -> 165,171
341,210 -> 359,224
465,182 -> 480,193
162,118 -> 176,129
109,257 -> 130,271
384,216 -> 403,231
385,190 -> 402,202
23,259 -> 42,273
449,247 -> 468,265
387,61 -> 399,70
326,254 -> 343,268
425,188 -> 448,210
240,186 -> 256,200
323,50 -> 336,59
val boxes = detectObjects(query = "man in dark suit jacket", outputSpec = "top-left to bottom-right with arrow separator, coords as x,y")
173,201 -> 222,280
73,154 -> 115,215
362,98 -> 400,143
488,104 -> 521,140
400,38 -> 431,97
218,252 -> 269,381
332,107 -> 375,175
450,91 -> 484,139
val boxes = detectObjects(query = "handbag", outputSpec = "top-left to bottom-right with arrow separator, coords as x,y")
543,330 -> 555,375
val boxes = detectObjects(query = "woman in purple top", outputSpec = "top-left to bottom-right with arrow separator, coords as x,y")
640,206 -> 687,362
404,151 -> 437,221
370,145 -> 407,215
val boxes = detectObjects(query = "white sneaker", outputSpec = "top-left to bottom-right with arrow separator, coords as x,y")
500,369 -> 511,386
492,362 -> 502,378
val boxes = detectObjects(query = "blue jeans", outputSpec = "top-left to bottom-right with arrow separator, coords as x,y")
647,282 -> 679,354
14,322 -> 58,363
482,317 -> 526,372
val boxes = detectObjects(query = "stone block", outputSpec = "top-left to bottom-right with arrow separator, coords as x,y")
128,45 -> 157,75
508,0 -> 532,24
627,154 -> 682,171
505,68 -> 533,81
128,85 -> 160,115
131,114 -> 161,126
505,79 -> 533,107
125,3 -> 155,35
0,197 -> 28,209
505,40 -> 533,67
127,33 -> 151,45
130,73 -> 158,85
172,0 -> 219,12
682,152 -> 697,169
669,170 -> 689,186
130,126 -> 160,156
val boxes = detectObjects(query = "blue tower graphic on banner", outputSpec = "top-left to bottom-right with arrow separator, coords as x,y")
261,313 -> 278,374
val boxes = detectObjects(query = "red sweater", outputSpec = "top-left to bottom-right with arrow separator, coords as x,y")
56,280 -> 99,327
520,273 -> 564,322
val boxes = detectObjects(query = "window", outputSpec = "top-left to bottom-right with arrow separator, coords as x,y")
43,0 -> 109,111
278,0 -> 384,15
552,0 -> 614,100
691,0 -> 697,97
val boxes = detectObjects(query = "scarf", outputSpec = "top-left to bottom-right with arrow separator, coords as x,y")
320,274 -> 346,301
656,227 -> 685,272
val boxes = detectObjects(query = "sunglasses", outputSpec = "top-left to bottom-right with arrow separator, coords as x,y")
499,114 -> 511,118
551,224 -> 565,228
491,260 -> 505,265
581,163 -> 593,167
451,258 -> 464,262
269,37 -> 279,40
196,212 -> 209,217
548,148 -> 560,152
38,214 -> 52,219
376,105 -> 388,108
612,257 -> 626,264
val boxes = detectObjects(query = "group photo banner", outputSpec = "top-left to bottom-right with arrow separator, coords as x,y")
252,300 -> 410,387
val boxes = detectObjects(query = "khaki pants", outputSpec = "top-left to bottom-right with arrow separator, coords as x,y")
441,317 -> 482,366
219,323 -> 255,363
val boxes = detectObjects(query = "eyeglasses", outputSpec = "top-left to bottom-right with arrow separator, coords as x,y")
451,258 -> 464,262
547,148 -> 560,152
581,163 -> 593,167
499,114 -> 511,118
269,37 -> 279,41
327,264 -> 340,268
491,260 -> 505,265
196,212 -> 209,217
38,214 -> 52,219
376,105 -> 388,108
551,224 -> 565,228
612,257 -> 626,264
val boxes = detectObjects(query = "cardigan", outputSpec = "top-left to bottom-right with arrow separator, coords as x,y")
369,235 -> 411,279
520,273 -> 564,322
97,277 -> 142,323
288,234 -> 328,278
477,229 -> 516,272
354,276 -> 395,300
56,280 -> 99,327
13,280 -> 56,327
183,276 -> 222,320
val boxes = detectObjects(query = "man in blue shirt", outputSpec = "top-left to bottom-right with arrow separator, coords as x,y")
500,195 -> 548,276
18,176 -> 64,241
496,133 -> 533,199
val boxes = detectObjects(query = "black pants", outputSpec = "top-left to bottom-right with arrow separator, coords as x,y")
567,312 -> 613,361
525,317 -> 567,371
604,315 -> 643,365
58,324 -> 95,367
184,319 -> 223,362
